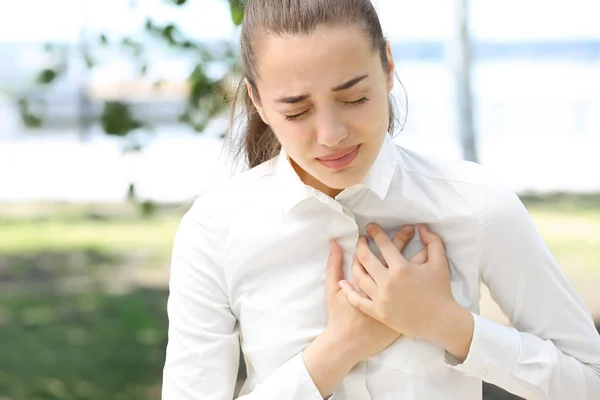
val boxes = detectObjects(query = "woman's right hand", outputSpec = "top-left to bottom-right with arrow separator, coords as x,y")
302,225 -> 423,397
322,241 -> 400,364
325,224 -> 428,363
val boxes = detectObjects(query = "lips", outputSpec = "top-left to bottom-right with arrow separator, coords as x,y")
315,145 -> 361,170
316,145 -> 360,161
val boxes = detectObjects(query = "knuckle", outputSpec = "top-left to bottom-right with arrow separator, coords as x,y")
378,306 -> 390,322
390,263 -> 407,278
380,280 -> 393,296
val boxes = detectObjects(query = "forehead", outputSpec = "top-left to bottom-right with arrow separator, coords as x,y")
254,25 -> 379,97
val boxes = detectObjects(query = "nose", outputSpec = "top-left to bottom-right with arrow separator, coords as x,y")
315,108 -> 348,147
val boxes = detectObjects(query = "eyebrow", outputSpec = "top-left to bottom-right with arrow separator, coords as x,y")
275,74 -> 369,104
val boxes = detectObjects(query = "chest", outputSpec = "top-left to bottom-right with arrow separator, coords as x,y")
224,200 -> 480,375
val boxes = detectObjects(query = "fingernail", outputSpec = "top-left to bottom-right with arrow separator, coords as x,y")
329,241 -> 336,252
403,225 -> 414,235
366,223 -> 375,233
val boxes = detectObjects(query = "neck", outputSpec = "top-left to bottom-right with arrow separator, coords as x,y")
290,159 -> 342,198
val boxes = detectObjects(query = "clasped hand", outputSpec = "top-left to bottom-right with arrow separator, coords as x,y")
338,223 -> 458,343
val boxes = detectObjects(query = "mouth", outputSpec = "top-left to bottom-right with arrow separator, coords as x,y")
316,144 -> 361,170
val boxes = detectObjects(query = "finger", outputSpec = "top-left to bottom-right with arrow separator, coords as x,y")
326,241 -> 344,304
391,224 -> 415,254
379,224 -> 415,266
352,281 -> 369,298
417,224 -> 445,264
409,246 -> 428,264
352,255 -> 378,299
341,279 -> 368,298
339,280 -> 378,318
366,224 -> 408,268
349,258 -> 369,297
356,235 -> 388,284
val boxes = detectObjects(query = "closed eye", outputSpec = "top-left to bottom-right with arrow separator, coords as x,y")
346,97 -> 368,106
285,110 -> 309,121
284,97 -> 368,121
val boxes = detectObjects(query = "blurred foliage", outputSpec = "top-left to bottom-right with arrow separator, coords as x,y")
0,289 -> 169,400
0,204 -> 183,399
19,0 -> 248,138
100,101 -> 145,136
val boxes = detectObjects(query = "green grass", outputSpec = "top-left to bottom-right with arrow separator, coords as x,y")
0,203 -> 180,399
526,203 -> 600,275
0,289 -> 168,400
0,212 -> 181,256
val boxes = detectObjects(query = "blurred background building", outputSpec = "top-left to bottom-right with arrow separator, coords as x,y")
0,1 -> 598,399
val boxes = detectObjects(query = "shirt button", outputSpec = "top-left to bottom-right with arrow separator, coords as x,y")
478,368 -> 490,377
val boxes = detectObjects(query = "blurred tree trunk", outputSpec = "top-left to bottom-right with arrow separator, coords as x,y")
448,0 -> 478,162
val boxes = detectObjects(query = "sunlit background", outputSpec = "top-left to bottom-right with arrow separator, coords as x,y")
0,1 -> 599,399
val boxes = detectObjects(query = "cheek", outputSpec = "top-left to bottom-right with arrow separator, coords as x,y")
271,121 -> 315,155
343,100 -> 387,133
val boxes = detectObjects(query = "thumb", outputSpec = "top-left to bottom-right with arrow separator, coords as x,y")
326,241 -> 344,301
417,224 -> 445,264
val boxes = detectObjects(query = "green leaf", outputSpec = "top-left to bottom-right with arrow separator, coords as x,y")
144,18 -> 153,31
100,101 -> 144,137
17,97 -> 43,128
168,0 -> 187,5
83,51 -> 95,69
181,40 -> 196,50
99,34 -> 108,45
162,24 -> 177,45
229,0 -> 246,26
36,69 -> 58,85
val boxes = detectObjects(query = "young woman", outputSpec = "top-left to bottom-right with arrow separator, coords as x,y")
161,0 -> 600,398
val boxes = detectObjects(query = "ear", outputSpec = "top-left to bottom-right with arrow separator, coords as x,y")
384,41 -> 395,93
246,79 -> 269,124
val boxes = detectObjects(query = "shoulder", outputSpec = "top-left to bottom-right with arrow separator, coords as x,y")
181,158 -> 279,230
395,145 -> 523,218
171,158 -> 279,268
397,145 -> 487,187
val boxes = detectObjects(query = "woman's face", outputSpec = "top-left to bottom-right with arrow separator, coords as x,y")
248,25 -> 395,197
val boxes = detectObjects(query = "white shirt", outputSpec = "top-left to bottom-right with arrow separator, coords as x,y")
162,134 -> 600,399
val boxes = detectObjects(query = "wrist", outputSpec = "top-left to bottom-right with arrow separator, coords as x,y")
302,328 -> 358,398
319,327 -> 361,369
428,301 -> 474,362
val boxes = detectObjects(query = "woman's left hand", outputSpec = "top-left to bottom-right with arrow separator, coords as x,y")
339,223 -> 473,354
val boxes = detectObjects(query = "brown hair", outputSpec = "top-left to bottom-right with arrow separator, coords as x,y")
224,0 -> 406,169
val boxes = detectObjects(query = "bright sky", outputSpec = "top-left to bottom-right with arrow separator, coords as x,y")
0,0 -> 599,43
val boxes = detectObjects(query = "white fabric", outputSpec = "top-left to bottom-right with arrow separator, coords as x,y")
162,134 -> 600,399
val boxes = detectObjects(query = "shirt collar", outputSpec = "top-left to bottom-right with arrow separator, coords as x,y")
274,133 -> 399,215
274,147 -> 314,215
358,133 -> 398,201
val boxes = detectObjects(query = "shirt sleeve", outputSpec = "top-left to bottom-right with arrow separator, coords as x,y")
446,173 -> 600,399
161,205 -> 326,400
